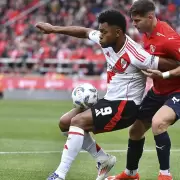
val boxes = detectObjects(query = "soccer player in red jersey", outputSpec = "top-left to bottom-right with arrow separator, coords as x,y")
106,0 -> 180,180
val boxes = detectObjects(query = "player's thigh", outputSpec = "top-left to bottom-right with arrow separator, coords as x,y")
137,88 -> 166,123
166,93 -> 180,121
129,119 -> 151,140
71,108 -> 94,131
91,99 -> 139,134
152,93 -> 180,134
59,108 -> 82,131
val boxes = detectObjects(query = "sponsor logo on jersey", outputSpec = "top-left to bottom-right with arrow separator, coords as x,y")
156,32 -> 165,37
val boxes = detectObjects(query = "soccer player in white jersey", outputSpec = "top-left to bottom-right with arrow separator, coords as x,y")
36,9 -> 177,180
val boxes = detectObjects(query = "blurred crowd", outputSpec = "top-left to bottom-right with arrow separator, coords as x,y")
0,0 -> 179,75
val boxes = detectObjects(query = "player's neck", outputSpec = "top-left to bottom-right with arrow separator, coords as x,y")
146,18 -> 157,37
113,35 -> 126,53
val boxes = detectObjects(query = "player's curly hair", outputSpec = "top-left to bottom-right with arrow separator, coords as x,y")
129,0 -> 155,17
98,9 -> 126,33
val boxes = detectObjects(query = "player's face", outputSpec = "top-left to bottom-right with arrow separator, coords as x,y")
98,23 -> 120,48
131,14 -> 152,33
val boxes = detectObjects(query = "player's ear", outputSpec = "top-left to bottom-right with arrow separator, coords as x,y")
148,12 -> 154,20
116,28 -> 121,37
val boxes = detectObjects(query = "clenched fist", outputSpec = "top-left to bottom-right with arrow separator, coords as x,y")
35,22 -> 54,34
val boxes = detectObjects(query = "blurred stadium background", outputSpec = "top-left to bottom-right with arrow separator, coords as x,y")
0,0 -> 179,99
0,0 -> 180,180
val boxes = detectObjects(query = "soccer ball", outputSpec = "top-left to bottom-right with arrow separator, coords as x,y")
72,83 -> 99,109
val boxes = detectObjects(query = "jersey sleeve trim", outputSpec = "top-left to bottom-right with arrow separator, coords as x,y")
126,43 -> 146,62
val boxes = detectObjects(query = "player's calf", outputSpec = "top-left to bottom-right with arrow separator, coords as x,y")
152,105 -> 177,178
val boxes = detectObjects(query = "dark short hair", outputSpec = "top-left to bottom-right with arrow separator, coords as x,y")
98,9 -> 126,33
129,0 -> 155,17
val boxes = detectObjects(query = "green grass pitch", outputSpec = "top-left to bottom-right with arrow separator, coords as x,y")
0,100 -> 180,180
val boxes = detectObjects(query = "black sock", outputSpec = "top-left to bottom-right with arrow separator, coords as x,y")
154,131 -> 171,170
126,138 -> 145,170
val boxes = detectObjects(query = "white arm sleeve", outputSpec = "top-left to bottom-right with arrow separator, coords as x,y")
132,47 -> 159,70
88,30 -> 101,45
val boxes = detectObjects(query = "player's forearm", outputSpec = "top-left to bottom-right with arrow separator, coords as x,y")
158,57 -> 179,71
169,66 -> 180,77
52,26 -> 92,38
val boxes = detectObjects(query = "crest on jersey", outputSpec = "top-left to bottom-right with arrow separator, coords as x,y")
121,58 -> 128,69
150,45 -> 156,53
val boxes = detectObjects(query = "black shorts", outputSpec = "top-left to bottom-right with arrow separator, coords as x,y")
137,88 -> 180,123
91,99 -> 139,133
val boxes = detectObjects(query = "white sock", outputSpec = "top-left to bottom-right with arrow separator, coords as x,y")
160,170 -> 171,176
62,131 -> 108,162
56,126 -> 84,179
82,132 -> 108,162
125,168 -> 138,176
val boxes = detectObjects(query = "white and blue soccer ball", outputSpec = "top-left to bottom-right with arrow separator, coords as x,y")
71,83 -> 99,109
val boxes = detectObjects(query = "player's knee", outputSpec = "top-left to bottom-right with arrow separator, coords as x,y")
152,118 -> 168,135
71,113 -> 83,127
129,120 -> 150,140
59,115 -> 70,131
129,124 -> 145,140
71,113 -> 89,130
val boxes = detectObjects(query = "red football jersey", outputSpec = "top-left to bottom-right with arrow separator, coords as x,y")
143,20 -> 180,94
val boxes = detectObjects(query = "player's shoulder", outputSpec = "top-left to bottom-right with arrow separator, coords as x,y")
126,35 -> 143,48
125,35 -> 145,54
125,35 -> 148,61
157,21 -> 179,39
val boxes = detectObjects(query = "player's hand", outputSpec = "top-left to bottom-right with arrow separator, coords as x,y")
141,69 -> 163,79
35,22 -> 54,34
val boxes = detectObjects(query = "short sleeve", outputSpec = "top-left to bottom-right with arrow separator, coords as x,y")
130,46 -> 159,70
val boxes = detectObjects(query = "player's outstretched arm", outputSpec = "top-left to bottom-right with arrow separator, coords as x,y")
35,22 -> 93,39
168,66 -> 180,77
140,37 -> 180,79
142,65 -> 180,79
131,48 -> 178,72
144,57 -> 179,79
157,57 -> 179,72
158,38 -> 180,78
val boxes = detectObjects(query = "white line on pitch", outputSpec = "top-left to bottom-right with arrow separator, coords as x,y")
1,149 -> 180,155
